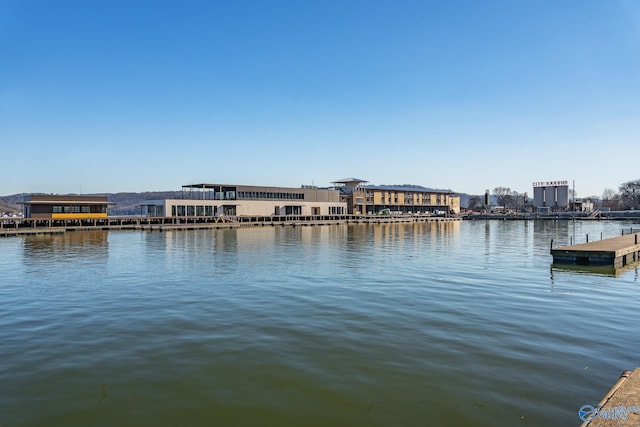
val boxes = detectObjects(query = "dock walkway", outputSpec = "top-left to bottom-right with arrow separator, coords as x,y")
551,233 -> 640,268
0,214 -> 460,237
581,368 -> 640,426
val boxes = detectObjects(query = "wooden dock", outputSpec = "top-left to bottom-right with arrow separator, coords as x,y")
581,368 -> 640,426
551,233 -> 640,268
0,214 -> 461,237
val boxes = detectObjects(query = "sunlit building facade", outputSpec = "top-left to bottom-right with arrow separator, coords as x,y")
23,195 -> 110,219
332,178 -> 460,215
143,183 -> 347,217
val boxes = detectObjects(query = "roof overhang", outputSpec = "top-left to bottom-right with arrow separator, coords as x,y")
21,200 -> 114,205
332,178 -> 368,184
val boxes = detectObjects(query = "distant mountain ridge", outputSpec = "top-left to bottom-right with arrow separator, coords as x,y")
0,191 -> 183,216
97,191 -> 184,215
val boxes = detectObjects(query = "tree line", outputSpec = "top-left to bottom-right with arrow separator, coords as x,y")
602,179 -> 640,210
466,179 -> 640,211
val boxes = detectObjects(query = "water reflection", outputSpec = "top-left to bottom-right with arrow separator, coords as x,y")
22,231 -> 109,265
551,263 -> 640,279
369,221 -> 460,248
4,221 -> 640,427
139,222 -> 463,283
144,222 -> 461,258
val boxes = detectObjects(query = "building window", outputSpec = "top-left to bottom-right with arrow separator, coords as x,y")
285,206 -> 302,215
223,205 -> 236,216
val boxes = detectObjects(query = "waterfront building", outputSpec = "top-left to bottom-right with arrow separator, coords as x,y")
532,180 -> 569,212
332,178 -> 460,215
331,178 -> 369,215
572,198 -> 595,212
143,183 -> 347,217
22,195 -> 110,219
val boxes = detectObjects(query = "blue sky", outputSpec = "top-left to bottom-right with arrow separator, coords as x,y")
1,0 -> 639,197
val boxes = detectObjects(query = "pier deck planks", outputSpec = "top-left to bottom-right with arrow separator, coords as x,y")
551,233 -> 640,267
583,368 -> 640,426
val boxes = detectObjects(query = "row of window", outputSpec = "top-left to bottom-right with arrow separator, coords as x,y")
171,205 -> 215,216
365,191 -> 447,203
166,205 -> 345,216
212,191 -> 236,200
365,201 -> 446,206
52,205 -> 106,213
238,191 -> 304,200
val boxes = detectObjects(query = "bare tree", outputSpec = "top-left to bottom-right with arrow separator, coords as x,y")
602,188 -> 617,210
619,180 -> 640,209
493,187 -> 512,208
467,195 -> 484,211
568,188 -> 578,201
602,188 -> 616,200
510,192 -> 526,212
611,194 -> 623,211
492,187 -> 529,211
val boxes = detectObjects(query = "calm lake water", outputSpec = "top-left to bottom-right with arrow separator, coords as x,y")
1,220 -> 639,426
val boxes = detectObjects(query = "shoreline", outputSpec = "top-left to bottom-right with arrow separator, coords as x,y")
0,215 -> 460,237
3,212 -> 640,237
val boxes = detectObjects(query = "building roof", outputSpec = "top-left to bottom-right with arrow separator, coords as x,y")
182,183 -> 310,191
22,195 -> 111,204
331,178 -> 368,184
182,184 -> 228,189
363,185 -> 454,194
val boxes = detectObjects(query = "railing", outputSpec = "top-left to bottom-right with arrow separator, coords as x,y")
587,209 -> 601,219
621,228 -> 640,235
1,213 -> 453,231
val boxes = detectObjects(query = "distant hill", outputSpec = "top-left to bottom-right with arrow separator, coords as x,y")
98,191 -> 183,215
0,191 -> 183,216
458,193 -> 470,209
0,199 -> 20,215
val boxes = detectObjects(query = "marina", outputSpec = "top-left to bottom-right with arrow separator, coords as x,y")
1,219 -> 639,426
2,1 -> 638,425
0,214 -> 460,237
